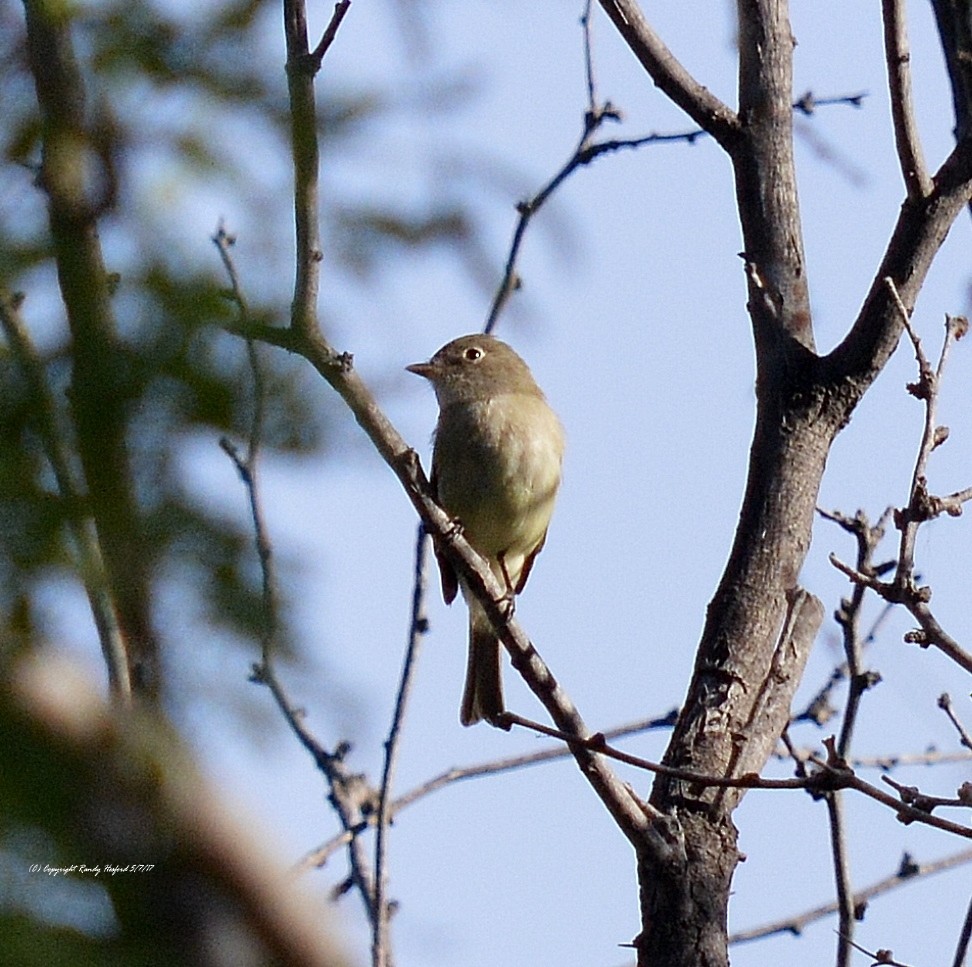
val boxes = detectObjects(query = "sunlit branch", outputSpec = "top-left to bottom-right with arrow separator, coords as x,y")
881,0 -> 932,198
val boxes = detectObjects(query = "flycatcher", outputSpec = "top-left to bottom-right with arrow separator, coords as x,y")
407,335 -> 564,726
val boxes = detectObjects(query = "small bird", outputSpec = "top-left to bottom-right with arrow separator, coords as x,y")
407,335 -> 564,725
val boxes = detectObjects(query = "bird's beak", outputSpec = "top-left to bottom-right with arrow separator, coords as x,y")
406,360 -> 436,379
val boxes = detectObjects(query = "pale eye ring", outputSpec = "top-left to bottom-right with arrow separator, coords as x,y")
463,346 -> 483,362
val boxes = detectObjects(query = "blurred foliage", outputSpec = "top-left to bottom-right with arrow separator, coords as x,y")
0,0 -> 509,952
0,0 -> 498,669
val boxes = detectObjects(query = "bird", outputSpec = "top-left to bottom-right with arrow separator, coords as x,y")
407,334 -> 564,725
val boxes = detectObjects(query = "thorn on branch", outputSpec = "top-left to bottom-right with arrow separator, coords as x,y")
333,350 -> 354,373
896,852 -> 919,877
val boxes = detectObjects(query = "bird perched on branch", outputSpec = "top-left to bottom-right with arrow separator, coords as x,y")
408,334 -> 564,726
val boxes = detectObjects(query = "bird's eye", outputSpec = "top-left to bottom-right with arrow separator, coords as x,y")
463,346 -> 483,362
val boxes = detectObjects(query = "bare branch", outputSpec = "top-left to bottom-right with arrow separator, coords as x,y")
828,301 -> 972,675
822,761 -> 972,839
930,0 -> 972,207
825,792 -> 855,967
824,139 -> 972,388
236,73 -> 662,854
596,0 -> 739,148
500,712 -> 805,792
841,936 -> 913,967
939,693 -> 972,752
214,241 -> 381,930
815,507 -> 892,964
881,774 -> 972,814
882,0 -> 932,198
580,0 -> 599,114
886,293 -> 966,584
373,527 -> 430,967
283,0 -> 325,336
309,1 -> 352,71
296,712 -> 678,873
0,292 -> 131,704
953,889 -> 972,967
484,100 -> 623,332
828,552 -> 972,675
23,0 -> 160,698
495,715 -> 972,840
730,848 -> 972,946
780,745 -> 972,772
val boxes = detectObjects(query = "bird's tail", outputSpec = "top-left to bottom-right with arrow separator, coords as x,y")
459,600 -> 504,726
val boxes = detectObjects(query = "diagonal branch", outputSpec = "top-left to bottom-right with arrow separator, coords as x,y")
296,712 -> 678,873
730,847 -> 972,947
824,137 -> 972,390
0,292 -> 131,703
596,0 -> 740,148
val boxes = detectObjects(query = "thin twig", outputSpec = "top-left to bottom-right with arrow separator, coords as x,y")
939,694 -> 972,752
818,508 -> 890,966
310,1 -> 352,70
483,95 -> 622,332
0,291 -> 131,704
882,0 -> 932,199
580,0 -> 598,113
829,289 -> 972,674
499,712 -> 806,791
842,934 -> 913,967
793,90 -> 869,114
826,792 -> 855,967
372,527 -> 429,967
214,231 -> 381,927
483,66 -> 863,331
730,848 -> 972,945
952,889 -> 972,967
781,744 -> 972,772
882,774 -> 972,813
295,711 -> 678,872
829,554 -> 972,673
793,510 -> 895,729
828,509 -> 887,759
504,713 -> 972,839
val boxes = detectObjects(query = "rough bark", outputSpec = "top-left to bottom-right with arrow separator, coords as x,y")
615,3 -> 972,964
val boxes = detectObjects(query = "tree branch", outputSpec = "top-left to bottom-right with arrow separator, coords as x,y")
596,0 -> 740,148
730,848 -> 972,946
373,526 -> 429,967
882,0 -> 932,198
825,791 -> 855,967
930,0 -> 972,193
0,291 -> 131,703
214,234 -> 382,930
824,137 -> 972,389
283,0 -> 326,336
22,0 -> 160,698
309,1 -> 352,71
296,712 -> 678,873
